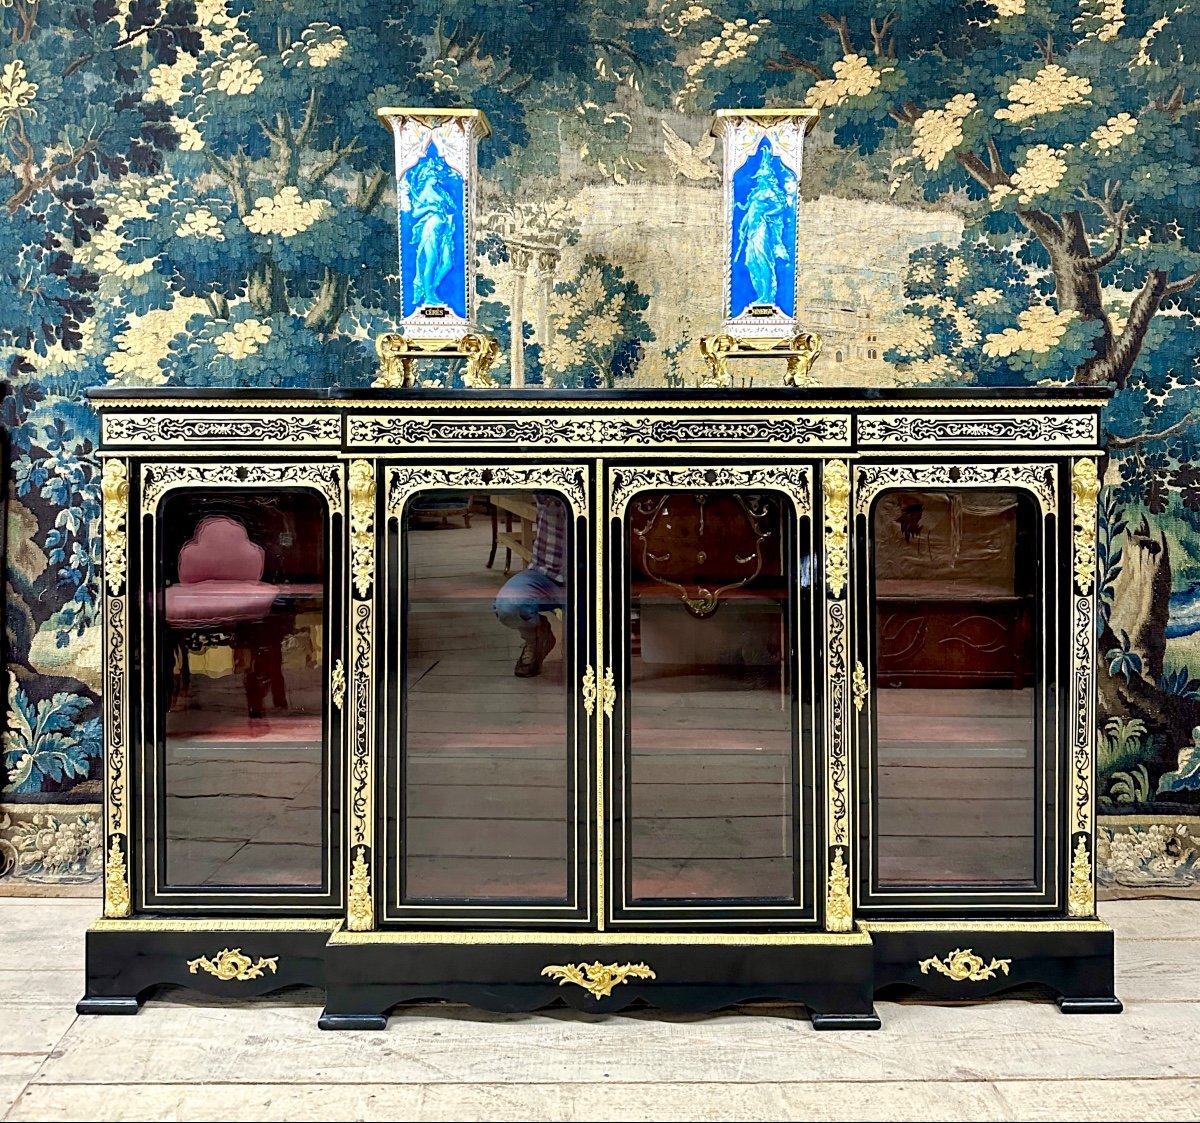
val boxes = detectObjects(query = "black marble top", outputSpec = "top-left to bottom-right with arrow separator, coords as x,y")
87,384 -> 1112,404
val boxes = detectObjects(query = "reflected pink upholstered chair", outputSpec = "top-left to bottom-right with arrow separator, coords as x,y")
165,516 -> 285,715
166,516 -> 279,627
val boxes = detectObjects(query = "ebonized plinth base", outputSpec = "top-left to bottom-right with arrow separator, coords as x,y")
318,930 -> 879,1030
77,919 -> 340,1013
78,919 -> 1121,1028
863,920 -> 1121,1013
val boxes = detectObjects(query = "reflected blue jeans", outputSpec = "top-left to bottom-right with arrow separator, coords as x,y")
494,569 -> 566,641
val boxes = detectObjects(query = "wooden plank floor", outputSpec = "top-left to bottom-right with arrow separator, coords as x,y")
1,896 -> 1196,1121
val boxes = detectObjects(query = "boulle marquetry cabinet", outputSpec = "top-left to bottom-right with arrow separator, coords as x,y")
78,385 -> 1121,1029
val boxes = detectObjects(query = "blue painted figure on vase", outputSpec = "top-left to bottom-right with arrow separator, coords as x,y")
399,144 -> 467,320
730,140 -> 797,320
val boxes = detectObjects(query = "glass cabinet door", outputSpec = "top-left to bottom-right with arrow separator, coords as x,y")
382,466 -> 592,924
855,464 -> 1058,911
607,465 -> 816,925
140,466 -> 343,912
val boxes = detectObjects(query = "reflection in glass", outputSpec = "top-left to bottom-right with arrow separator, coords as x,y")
402,491 -> 572,902
626,490 -> 797,902
161,489 -> 326,889
871,488 -> 1039,888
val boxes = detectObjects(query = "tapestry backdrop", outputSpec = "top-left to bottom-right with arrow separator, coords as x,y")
3,0 -> 1199,893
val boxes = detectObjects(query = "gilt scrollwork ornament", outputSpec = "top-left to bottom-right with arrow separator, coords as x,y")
599,667 -> 616,719
187,948 -> 279,982
541,961 -> 656,1000
918,948 -> 1012,983
103,834 -> 131,919
348,460 -> 377,599
822,460 -> 850,599
582,666 -> 597,716
101,459 -> 129,595
852,662 -> 867,713
825,847 -> 852,933
1072,458 -> 1101,595
331,659 -> 346,711
347,846 -> 374,932
375,332 -> 415,388
1067,834 -> 1095,917
699,333 -> 736,387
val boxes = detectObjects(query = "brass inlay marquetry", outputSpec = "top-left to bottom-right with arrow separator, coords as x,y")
1072,458 -> 1100,595
187,948 -> 279,982
918,948 -> 1012,982
349,413 -> 849,450
541,961 -> 656,1000
609,464 -> 810,520
825,848 -> 852,933
104,412 -> 341,446
101,459 -> 129,595
858,413 -> 1096,446
140,461 -> 344,517
387,464 -> 587,519
854,462 -> 1057,518
347,846 -> 373,932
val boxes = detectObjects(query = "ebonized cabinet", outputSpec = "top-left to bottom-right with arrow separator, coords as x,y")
78,386 -> 1120,1029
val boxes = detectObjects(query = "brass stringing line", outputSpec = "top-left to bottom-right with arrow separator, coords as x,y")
596,466 -> 605,930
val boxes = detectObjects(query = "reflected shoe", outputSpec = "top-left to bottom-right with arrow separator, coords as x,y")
514,617 -> 556,677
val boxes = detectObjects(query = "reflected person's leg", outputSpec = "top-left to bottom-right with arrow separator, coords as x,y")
494,569 -> 566,677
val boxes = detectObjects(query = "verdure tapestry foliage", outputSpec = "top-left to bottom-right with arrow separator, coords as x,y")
4,0 -> 1200,889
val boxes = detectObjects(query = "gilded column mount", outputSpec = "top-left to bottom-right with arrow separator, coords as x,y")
822,460 -> 850,599
1067,835 -> 1095,917
101,459 -> 129,595
541,961 -> 656,1000
103,835 -> 131,919
825,848 -> 852,933
347,846 -> 374,932
1071,458 -> 1100,595
348,459 -> 377,599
